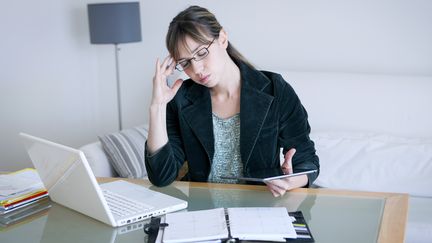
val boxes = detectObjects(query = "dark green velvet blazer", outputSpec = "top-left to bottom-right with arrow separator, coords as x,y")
145,62 -> 319,187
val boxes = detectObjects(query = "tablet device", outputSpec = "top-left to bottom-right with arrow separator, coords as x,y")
220,170 -> 318,183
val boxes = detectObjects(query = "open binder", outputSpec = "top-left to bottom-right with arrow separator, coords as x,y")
145,208 -> 314,243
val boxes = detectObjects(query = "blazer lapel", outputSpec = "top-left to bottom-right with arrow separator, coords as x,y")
239,64 -> 274,168
181,84 -> 214,162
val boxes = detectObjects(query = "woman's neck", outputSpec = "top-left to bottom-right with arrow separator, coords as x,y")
210,58 -> 241,100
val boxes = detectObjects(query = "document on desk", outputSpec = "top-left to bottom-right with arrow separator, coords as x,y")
162,207 -> 297,243
220,170 -> 318,183
163,208 -> 227,243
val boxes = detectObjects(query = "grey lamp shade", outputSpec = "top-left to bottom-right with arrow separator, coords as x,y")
87,2 -> 142,44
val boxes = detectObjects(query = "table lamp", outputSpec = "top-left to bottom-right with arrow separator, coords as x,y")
87,2 -> 142,131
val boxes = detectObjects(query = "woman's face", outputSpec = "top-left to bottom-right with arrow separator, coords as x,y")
175,34 -> 228,88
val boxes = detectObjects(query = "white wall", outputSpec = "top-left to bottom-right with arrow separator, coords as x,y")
0,0 -> 116,171
1,0 -> 431,171
117,0 -> 432,136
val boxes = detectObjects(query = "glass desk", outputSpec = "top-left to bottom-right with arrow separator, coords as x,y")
0,178 -> 408,243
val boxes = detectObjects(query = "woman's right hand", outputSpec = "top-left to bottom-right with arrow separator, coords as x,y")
151,56 -> 184,106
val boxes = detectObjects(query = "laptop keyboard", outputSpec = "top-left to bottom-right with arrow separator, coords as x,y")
102,189 -> 152,217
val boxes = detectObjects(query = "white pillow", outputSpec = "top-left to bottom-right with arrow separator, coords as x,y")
99,125 -> 149,179
311,131 -> 432,197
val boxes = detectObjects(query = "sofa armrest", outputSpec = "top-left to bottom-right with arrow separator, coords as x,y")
80,141 -> 118,177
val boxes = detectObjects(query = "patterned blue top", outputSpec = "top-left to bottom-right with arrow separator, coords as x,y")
208,113 -> 243,183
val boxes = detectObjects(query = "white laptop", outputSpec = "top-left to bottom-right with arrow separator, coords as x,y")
20,133 -> 188,227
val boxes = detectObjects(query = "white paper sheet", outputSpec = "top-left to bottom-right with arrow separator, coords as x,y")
228,207 -> 297,241
163,208 -> 228,243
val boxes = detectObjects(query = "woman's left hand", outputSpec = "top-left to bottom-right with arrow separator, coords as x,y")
265,148 -> 308,197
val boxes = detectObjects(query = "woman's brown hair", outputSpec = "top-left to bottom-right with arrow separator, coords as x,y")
166,5 -> 254,69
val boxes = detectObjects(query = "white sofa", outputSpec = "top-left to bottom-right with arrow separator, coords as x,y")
80,71 -> 432,243
286,71 -> 432,243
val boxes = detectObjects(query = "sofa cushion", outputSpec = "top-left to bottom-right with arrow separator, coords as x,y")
311,131 -> 432,197
99,125 -> 148,178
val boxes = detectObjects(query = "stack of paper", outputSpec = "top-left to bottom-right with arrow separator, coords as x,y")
0,168 -> 48,214
0,198 -> 51,229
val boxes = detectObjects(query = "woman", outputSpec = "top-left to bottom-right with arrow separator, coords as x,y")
145,5 -> 319,197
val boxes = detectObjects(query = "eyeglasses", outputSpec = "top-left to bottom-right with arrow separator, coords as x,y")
175,38 -> 215,72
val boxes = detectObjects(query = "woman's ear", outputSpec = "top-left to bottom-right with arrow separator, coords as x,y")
218,29 -> 229,49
